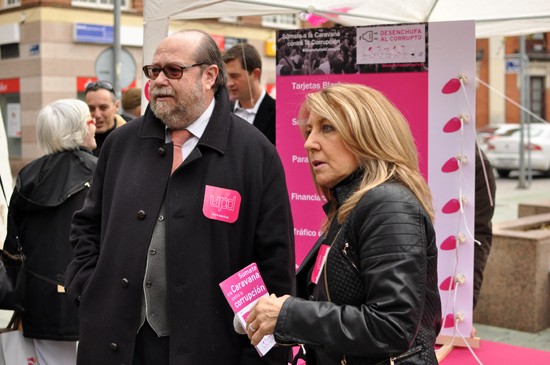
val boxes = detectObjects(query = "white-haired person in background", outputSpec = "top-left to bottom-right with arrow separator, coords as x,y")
3,99 -> 97,365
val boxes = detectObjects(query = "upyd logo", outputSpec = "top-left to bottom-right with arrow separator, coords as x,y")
203,185 -> 242,223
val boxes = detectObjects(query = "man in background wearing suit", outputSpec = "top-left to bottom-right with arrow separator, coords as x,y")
223,43 -> 276,145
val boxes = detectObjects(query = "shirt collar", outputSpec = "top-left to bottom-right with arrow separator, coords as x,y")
234,88 -> 266,115
188,98 -> 215,139
166,98 -> 215,141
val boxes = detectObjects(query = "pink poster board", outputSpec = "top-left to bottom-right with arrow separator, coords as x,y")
276,21 -> 476,338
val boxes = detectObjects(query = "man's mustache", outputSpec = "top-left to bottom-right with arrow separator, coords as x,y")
151,88 -> 175,98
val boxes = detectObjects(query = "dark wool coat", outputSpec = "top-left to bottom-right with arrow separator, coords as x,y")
473,146 -> 496,308
253,93 -> 276,145
6,149 -> 97,340
66,89 -> 295,365
230,92 -> 276,145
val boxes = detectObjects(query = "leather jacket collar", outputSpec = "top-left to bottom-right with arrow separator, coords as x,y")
322,168 -> 364,215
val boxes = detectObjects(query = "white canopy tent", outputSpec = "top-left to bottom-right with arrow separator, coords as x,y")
143,0 -> 550,63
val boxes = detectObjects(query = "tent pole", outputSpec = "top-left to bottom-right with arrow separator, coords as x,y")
113,0 -> 122,101
517,35 -> 528,189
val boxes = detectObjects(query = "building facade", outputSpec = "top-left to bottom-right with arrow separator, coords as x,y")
476,33 -> 550,127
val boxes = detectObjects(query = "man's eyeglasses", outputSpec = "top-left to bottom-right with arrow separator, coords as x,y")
85,81 -> 115,95
142,63 -> 207,80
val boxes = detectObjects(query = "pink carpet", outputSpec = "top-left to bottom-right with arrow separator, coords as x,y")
291,340 -> 550,364
440,340 -> 550,364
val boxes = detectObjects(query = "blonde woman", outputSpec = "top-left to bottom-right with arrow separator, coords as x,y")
246,84 -> 441,364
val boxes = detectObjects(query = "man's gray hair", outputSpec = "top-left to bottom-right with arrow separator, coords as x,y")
177,29 -> 227,92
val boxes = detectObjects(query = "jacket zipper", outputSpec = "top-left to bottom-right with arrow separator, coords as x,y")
342,242 -> 359,271
324,225 -> 345,304
390,345 -> 422,363
323,226 -> 346,361
66,181 -> 91,199
323,253 -> 332,302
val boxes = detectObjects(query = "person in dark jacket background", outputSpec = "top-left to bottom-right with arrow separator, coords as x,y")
473,146 -> 496,309
5,99 -> 97,365
223,43 -> 276,145
245,84 -> 441,365
66,30 -> 294,365
121,87 -> 142,122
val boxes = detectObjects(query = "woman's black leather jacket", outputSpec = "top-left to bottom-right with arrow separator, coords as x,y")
274,177 -> 442,365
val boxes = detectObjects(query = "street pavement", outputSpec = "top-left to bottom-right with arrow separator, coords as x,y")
1,171 -> 549,353
491,171 -> 550,224
473,171 -> 550,352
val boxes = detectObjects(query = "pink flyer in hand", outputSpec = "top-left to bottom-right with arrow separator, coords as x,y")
219,262 -> 276,356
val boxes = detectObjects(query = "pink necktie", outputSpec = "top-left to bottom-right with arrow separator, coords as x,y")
171,129 -> 192,174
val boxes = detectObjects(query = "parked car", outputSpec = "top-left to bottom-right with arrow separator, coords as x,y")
477,123 -> 520,153
486,123 -> 550,177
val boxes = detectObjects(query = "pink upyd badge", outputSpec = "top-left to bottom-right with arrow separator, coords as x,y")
311,244 -> 330,284
203,185 -> 241,223
219,263 -> 276,357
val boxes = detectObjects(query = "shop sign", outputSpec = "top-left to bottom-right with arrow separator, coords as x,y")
0,78 -> 19,94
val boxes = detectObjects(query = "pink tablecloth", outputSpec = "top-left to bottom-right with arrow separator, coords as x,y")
440,340 -> 550,364
291,340 -> 550,364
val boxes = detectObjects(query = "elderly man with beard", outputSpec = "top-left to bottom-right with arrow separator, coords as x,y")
65,29 -> 295,365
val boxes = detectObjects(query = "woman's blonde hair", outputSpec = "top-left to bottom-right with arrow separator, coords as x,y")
36,99 -> 90,154
299,83 -> 435,230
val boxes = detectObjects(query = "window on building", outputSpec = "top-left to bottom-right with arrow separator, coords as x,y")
3,0 -> 20,8
72,0 -> 128,10
0,43 -> 19,59
530,76 -> 545,123
262,14 -> 298,29
527,33 -> 545,52
1,94 -> 22,158
219,16 -> 239,24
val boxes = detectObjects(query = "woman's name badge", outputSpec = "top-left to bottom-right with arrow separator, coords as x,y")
311,244 -> 331,284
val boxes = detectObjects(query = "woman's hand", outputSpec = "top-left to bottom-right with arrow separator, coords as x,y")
246,294 -> 291,345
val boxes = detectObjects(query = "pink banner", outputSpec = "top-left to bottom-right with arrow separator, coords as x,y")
277,72 -> 428,267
